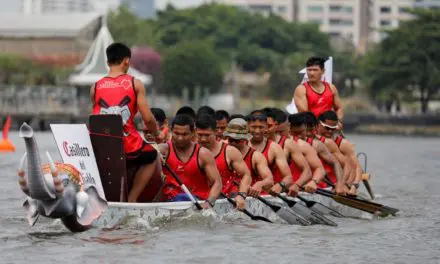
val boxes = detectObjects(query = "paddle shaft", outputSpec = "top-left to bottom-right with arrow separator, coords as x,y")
163,163 -> 203,210
220,193 -> 272,223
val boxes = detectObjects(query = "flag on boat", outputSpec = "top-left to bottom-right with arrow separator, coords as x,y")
286,57 -> 333,114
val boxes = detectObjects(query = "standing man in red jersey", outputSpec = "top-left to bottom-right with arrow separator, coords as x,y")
195,115 -> 251,209
91,43 -> 160,203
294,57 -> 344,128
157,115 -> 222,209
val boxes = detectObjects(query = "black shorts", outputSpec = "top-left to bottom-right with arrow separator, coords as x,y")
126,142 -> 158,165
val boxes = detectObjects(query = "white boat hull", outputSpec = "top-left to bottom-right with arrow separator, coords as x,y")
93,192 -> 373,228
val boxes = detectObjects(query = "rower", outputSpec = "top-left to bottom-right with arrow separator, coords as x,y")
90,42 -> 160,203
151,108 -> 170,143
317,111 -> 362,195
272,108 -> 290,137
195,114 -> 251,210
223,118 -> 274,197
294,57 -> 344,128
288,113 -> 326,194
215,110 -> 229,141
247,113 -> 293,195
301,112 -> 346,195
264,108 -> 312,196
157,114 -> 222,209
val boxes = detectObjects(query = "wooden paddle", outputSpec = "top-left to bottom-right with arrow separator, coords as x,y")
220,193 -> 272,223
232,182 -> 311,226
319,188 -> 399,215
274,193 -> 338,226
315,188 -> 398,217
163,163 -> 203,210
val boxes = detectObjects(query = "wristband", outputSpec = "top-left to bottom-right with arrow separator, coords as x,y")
353,183 -> 360,189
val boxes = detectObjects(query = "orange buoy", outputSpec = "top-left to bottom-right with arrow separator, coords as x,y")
0,138 -> 15,152
0,115 -> 15,152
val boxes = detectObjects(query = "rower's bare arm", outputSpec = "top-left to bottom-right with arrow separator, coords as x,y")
341,141 -> 362,183
331,84 -> 344,121
287,140 -> 312,186
316,141 -> 344,183
271,144 -> 293,186
326,140 -> 351,181
301,141 -> 325,182
134,79 -> 158,135
294,85 -> 308,112
227,147 -> 252,193
253,151 -> 274,188
199,147 -> 222,199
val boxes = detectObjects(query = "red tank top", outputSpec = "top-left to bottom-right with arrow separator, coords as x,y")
261,139 -> 283,183
334,135 -> 343,148
304,81 -> 333,118
318,136 -> 337,184
286,138 -> 301,182
163,142 -> 210,200
92,74 -> 143,154
277,135 -> 287,148
214,143 -> 235,195
306,137 -> 332,188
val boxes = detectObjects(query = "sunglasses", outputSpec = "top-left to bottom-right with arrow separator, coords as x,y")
319,121 -> 338,131
227,137 -> 244,144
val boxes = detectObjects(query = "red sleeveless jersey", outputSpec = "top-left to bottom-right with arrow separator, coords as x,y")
214,143 -> 235,194
229,147 -> 259,194
92,74 -> 143,154
163,142 -> 210,200
276,135 -> 287,148
334,135 -> 343,148
288,137 -> 301,182
306,137 -> 332,188
304,81 -> 334,118
261,139 -> 283,183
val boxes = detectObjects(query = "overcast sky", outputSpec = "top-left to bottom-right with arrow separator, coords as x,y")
0,0 -> 20,13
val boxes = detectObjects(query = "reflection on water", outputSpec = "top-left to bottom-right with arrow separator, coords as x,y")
1,133 -> 439,264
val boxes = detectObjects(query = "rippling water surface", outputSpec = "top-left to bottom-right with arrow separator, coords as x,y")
1,132 -> 439,264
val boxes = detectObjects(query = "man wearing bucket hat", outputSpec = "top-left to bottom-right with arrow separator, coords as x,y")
195,115 -> 251,210
223,118 -> 274,197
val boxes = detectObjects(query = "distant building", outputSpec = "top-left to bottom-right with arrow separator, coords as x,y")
0,13 -> 102,66
21,0 -> 95,14
370,0 -> 413,43
120,0 -> 156,18
413,0 -> 440,8
219,0 -> 294,21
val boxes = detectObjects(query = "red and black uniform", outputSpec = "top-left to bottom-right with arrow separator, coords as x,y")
214,143 -> 235,195
163,142 -> 210,200
306,137 -> 336,188
304,81 -> 334,118
92,74 -> 156,164
334,135 -> 343,148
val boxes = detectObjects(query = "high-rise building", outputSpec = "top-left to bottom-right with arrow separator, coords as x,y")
21,0 -> 94,14
370,0 -> 413,43
413,0 -> 440,8
218,0 -> 295,21
120,0 -> 156,18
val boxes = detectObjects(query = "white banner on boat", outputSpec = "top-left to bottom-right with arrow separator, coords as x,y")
50,124 -> 106,200
286,57 -> 333,114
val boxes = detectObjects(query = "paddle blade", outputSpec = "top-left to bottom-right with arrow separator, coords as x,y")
2,115 -> 11,139
249,213 -> 273,223
291,203 -> 337,226
276,206 -> 312,226
363,180 -> 375,200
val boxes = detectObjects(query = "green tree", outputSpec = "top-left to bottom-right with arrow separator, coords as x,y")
360,8 -> 440,113
162,41 -> 223,99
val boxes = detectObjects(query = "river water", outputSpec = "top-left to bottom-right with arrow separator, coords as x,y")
1,132 -> 439,264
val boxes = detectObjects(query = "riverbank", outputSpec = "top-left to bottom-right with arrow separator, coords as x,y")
354,125 -> 440,137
